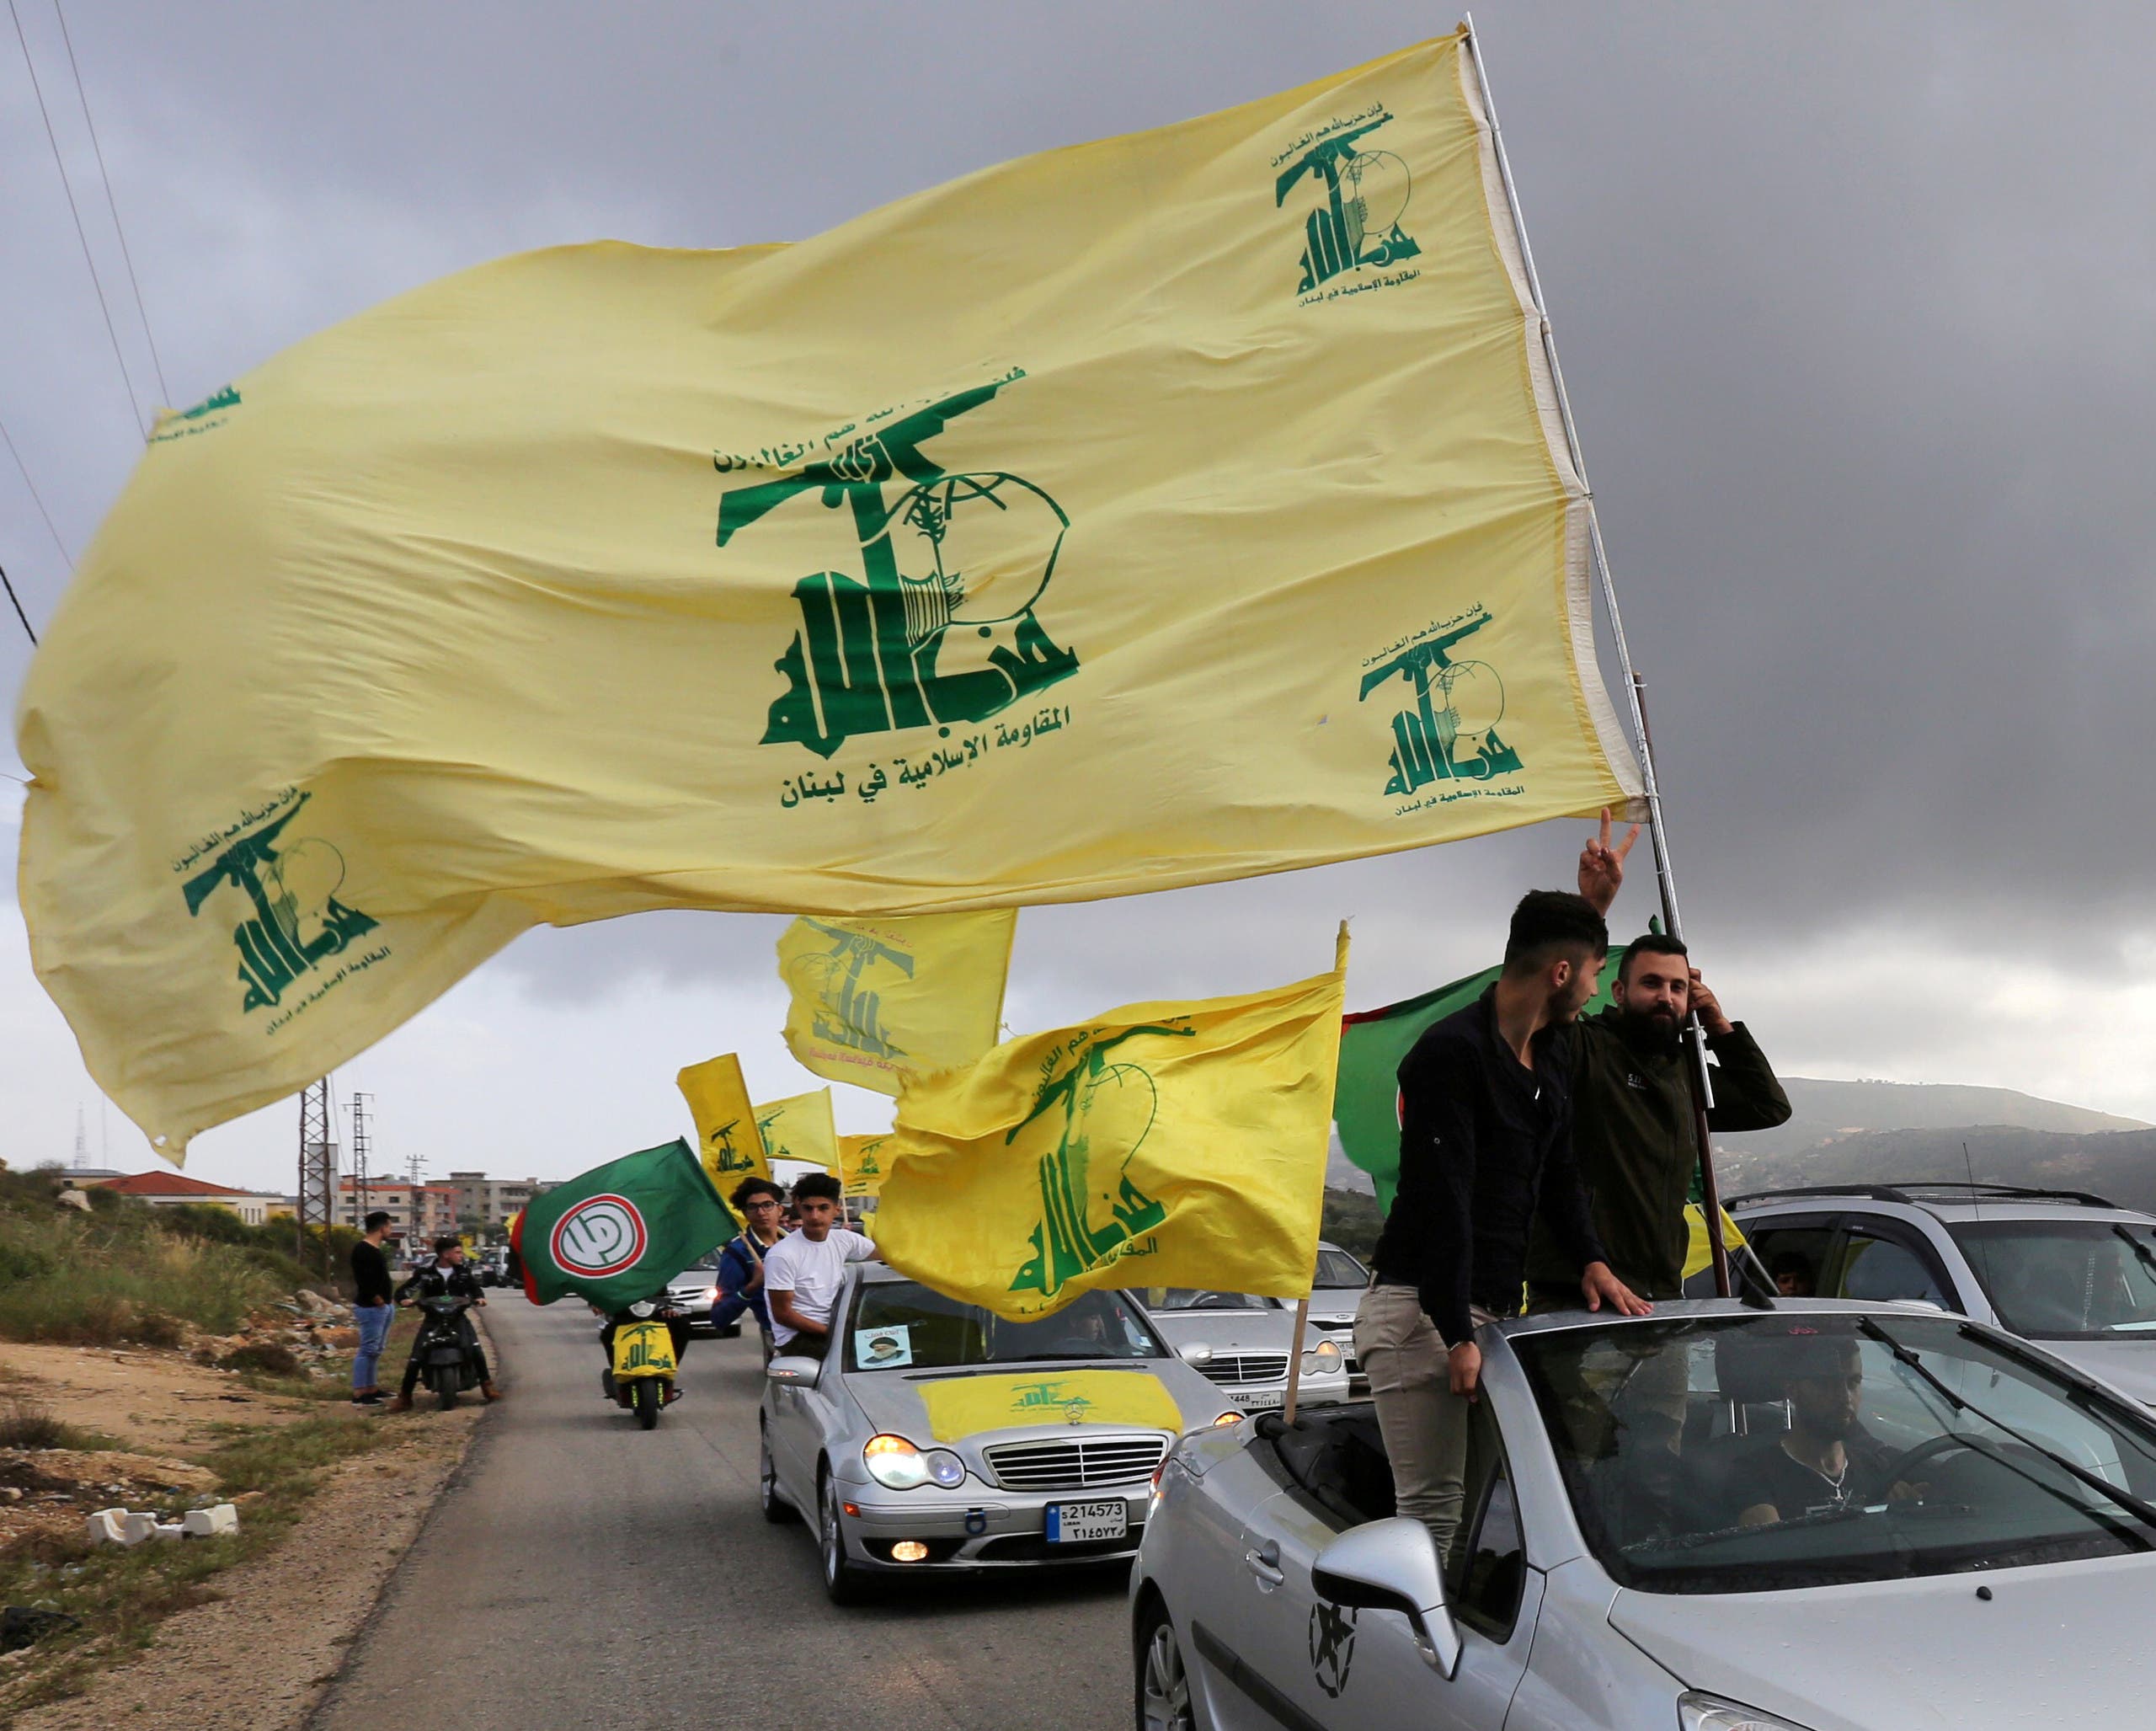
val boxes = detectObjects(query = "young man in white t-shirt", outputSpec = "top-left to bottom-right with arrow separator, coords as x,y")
764,1173 -> 876,1360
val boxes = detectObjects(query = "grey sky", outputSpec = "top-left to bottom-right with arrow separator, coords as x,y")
5,3 -> 2153,1192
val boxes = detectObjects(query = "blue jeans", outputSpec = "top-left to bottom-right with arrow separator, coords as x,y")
353,1301 -> 393,1391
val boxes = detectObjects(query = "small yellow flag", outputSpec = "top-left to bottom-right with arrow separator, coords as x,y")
917,1370 -> 1184,1444
755,1087 -> 839,1176
1683,1205 -> 1749,1283
676,1055 -> 768,1198
876,929 -> 1348,1321
776,911 -> 1015,1096
837,1132 -> 894,1202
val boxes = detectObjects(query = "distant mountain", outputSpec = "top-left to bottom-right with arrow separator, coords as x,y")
1722,1077 -> 2143,1162
1720,1125 -> 2156,1216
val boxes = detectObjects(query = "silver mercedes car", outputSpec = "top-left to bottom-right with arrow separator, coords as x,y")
1138,1289 -> 1352,1414
1134,1298 -> 2156,1728
760,1265 -> 1239,1602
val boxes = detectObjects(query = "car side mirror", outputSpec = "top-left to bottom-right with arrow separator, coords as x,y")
766,1355 -> 822,1385
1177,1344 -> 1214,1367
1311,1517 -> 1461,1679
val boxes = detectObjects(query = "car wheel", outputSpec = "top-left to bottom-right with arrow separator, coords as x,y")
819,1469 -> 872,1605
760,1422 -> 798,1525
1135,1597 -> 1195,1731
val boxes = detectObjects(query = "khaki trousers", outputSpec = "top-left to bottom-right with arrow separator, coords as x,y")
1352,1283 -> 1496,1559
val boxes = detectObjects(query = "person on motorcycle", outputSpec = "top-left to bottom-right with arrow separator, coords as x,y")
595,1294 -> 692,1402
387,1237 -> 500,1410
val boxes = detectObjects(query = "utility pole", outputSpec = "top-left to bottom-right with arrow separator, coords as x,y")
72,1104 -> 88,1171
296,1078 -> 336,1268
350,1092 -> 373,1225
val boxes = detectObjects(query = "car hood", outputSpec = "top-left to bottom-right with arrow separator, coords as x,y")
842,1360 -> 1229,1444
1609,1551 -> 2156,1725
2031,1338 -> 2156,1407
1149,1311 -> 1295,1352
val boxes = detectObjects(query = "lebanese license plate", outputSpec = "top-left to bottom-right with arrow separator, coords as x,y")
1044,1499 -> 1128,1543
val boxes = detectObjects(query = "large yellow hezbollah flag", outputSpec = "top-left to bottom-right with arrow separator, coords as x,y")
777,911 -> 1014,1095
677,1055 -> 768,1197
15,32 -> 1641,1154
875,931 -> 1348,1321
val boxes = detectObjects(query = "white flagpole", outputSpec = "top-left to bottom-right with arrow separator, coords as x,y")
1460,16 -> 1731,1295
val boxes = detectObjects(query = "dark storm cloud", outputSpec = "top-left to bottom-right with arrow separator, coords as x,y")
6,0 -> 2153,1022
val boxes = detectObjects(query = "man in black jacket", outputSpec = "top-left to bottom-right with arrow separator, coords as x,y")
1356,890 -> 1650,1554
387,1239 -> 499,1410
1528,815 -> 1791,1313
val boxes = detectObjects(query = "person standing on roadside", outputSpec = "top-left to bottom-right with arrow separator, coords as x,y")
763,1173 -> 875,1362
713,1177 -> 788,1354
350,1210 -> 396,1408
1356,890 -> 1651,1557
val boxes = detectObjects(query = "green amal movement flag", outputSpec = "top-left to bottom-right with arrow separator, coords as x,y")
1336,966 -> 1615,1213
512,1138 -> 734,1309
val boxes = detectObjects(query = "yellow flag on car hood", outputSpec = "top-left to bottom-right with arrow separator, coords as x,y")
917,1370 -> 1184,1444
754,1087 -> 838,1176
776,910 -> 1014,1095
676,1054 -> 769,1199
875,932 -> 1348,1321
15,31 -> 1640,1155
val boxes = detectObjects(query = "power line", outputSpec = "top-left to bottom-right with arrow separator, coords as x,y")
0,409 -> 76,567
0,560 -> 36,646
53,0 -> 169,408
8,0 -> 148,440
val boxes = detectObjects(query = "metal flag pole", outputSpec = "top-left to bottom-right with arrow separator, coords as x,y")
1460,16 -> 1731,1296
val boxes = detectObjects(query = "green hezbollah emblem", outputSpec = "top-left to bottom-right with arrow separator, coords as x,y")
181,793 -> 379,1014
707,1117 -> 758,1176
1275,112 -> 1422,295
718,377 -> 1080,761
797,917 -> 912,1059
1008,1023 -> 1194,1301
1358,610 -> 1522,799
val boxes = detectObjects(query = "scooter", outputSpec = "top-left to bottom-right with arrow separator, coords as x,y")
600,1299 -> 685,1430
412,1294 -> 481,1410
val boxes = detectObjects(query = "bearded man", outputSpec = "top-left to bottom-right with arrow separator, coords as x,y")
1525,820 -> 1792,1315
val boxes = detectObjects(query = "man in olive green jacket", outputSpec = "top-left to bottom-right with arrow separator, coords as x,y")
1525,816 -> 1792,1312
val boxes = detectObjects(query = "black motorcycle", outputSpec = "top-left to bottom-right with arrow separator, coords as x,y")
411,1294 -> 482,1410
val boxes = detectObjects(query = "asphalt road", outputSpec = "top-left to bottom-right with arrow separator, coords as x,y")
312,1296 -> 1131,1731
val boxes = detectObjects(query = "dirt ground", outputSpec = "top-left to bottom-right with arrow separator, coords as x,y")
10,1409 -> 482,1731
0,1321 -> 496,1730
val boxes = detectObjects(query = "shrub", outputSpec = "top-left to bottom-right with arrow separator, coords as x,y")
218,1342 -> 302,1378
0,1397 -> 70,1451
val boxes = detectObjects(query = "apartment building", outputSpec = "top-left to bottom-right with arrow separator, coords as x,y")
443,1172 -> 558,1231
334,1177 -> 459,1242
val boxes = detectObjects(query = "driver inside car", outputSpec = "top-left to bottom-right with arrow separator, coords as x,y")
1732,1328 -> 1911,1525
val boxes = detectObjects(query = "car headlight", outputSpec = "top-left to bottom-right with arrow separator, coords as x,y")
1678,1693 -> 1815,1731
863,1434 -> 965,1490
1300,1338 -> 1343,1376
1213,1411 -> 1241,1427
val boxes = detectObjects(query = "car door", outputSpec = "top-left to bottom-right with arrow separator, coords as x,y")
1227,1397 -> 1540,1731
769,1274 -> 852,1505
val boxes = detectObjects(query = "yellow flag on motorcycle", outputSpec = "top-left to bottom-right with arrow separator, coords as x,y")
755,1087 -> 838,1176
16,32 -> 1641,1157
875,930 -> 1348,1321
677,1055 -> 768,1199
837,1132 -> 894,1203
776,910 -> 1015,1096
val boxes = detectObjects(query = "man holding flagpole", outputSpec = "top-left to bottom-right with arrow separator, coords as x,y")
1357,890 -> 1649,1557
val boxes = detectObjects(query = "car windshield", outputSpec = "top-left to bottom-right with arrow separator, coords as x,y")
1313,1249 -> 1369,1290
1950,1219 -> 2156,1338
844,1282 -> 1167,1371
1139,1289 -> 1276,1312
1513,1312 -> 2156,1595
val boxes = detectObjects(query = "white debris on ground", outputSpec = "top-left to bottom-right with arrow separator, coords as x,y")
84,1502 -> 239,1547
